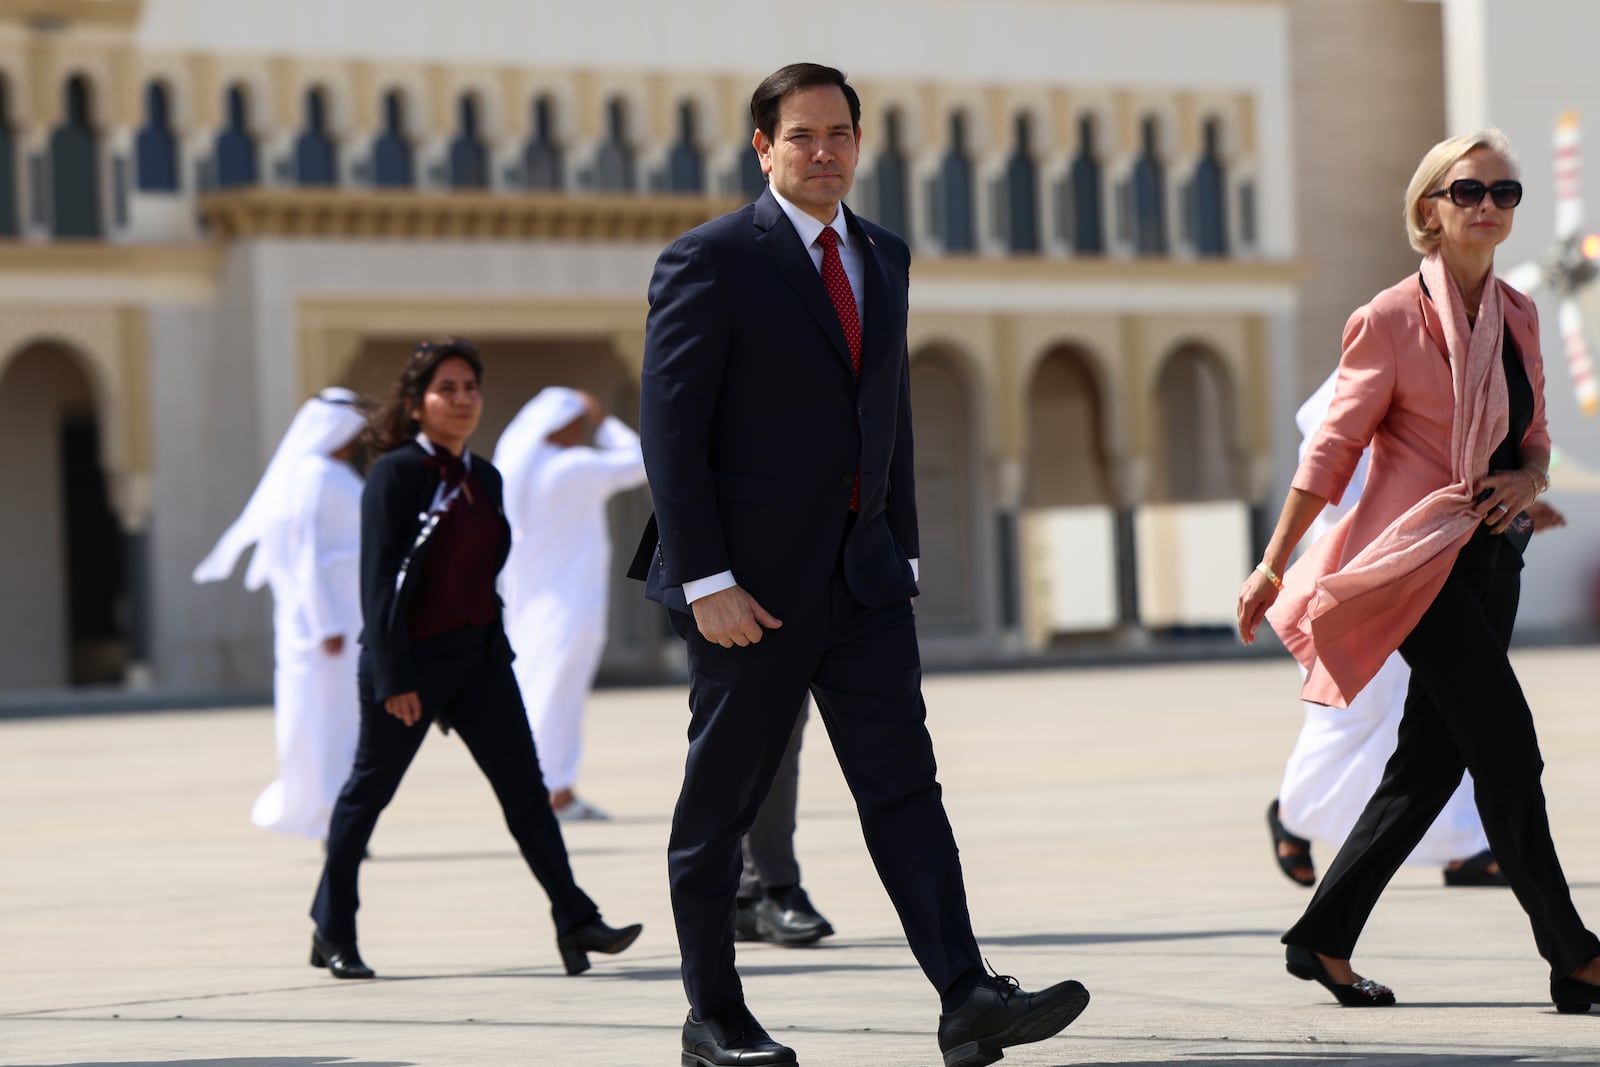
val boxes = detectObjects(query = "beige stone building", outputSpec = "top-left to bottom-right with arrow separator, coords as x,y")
0,0 -> 1315,696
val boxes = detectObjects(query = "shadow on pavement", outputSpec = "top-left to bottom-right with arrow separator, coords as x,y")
11,1060 -> 413,1067
979,929 -> 1279,947
1045,1055 -> 1592,1066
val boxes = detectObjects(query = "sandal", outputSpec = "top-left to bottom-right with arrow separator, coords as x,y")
1443,849 -> 1508,887
1267,799 -> 1315,887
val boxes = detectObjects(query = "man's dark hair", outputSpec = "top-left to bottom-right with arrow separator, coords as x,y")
750,63 -> 861,141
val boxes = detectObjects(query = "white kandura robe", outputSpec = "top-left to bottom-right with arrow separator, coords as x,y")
1276,374 -> 1489,866
253,453 -> 364,839
501,416 -> 647,792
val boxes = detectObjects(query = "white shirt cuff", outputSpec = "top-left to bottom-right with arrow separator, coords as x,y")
683,570 -> 737,604
909,558 -> 919,581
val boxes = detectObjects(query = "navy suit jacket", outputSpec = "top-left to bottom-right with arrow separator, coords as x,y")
629,189 -> 919,616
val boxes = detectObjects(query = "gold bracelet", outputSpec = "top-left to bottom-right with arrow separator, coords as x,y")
1255,561 -> 1284,590
1523,464 -> 1549,495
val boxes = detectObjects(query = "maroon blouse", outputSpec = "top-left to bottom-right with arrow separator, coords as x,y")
406,463 -> 506,639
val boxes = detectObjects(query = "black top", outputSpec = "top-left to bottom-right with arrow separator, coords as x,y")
1456,322 -> 1534,568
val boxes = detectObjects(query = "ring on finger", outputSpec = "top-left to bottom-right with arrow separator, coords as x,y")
1493,502 -> 1508,514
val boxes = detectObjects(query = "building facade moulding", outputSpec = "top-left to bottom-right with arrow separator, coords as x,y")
0,1 -> 142,30
296,295 -> 650,395
198,187 -> 737,241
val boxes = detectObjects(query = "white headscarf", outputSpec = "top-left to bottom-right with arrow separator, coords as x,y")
193,388 -> 367,590
493,386 -> 588,515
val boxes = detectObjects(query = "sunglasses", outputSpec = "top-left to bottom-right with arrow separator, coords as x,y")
1425,178 -> 1523,209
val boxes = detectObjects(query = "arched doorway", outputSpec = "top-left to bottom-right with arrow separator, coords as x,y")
0,342 -> 126,689
1021,344 -> 1119,640
909,346 -> 979,631
339,335 -> 658,675
1151,342 -> 1242,501
1025,345 -> 1111,507
1136,341 -> 1249,630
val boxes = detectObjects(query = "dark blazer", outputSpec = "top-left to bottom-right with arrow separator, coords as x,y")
358,441 -> 512,701
629,189 -> 920,615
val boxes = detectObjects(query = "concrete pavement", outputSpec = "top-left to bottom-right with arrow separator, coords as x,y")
4,649 -> 1600,1065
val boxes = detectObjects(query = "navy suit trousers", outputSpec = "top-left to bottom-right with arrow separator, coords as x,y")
667,551 -> 982,1019
311,623 -> 597,943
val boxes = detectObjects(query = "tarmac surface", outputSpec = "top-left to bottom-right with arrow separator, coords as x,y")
4,648 -> 1600,1066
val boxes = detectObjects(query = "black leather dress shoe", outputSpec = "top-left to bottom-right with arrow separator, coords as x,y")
735,886 -> 833,946
681,1007 -> 797,1066
555,915 -> 643,975
1551,974 -> 1600,1013
937,971 -> 1090,1067
310,931 -> 375,979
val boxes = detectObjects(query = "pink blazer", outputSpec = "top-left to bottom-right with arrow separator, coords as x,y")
1268,271 -> 1548,707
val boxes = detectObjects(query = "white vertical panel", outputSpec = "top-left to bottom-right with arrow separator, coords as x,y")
1020,506 -> 1119,645
1134,501 -> 1251,627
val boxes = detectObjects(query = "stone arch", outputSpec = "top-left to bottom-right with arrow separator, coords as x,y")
1190,114 -> 1230,257
0,340 -> 127,688
0,57 -> 32,130
434,71 -> 505,141
294,84 -> 339,186
135,58 -> 195,135
0,71 -> 19,235
1023,342 -> 1113,507
211,64 -> 275,133
291,68 -> 355,141
909,341 -> 984,630
1149,340 -> 1245,502
523,77 -> 579,146
370,86 -> 416,188
51,73 -> 102,237
135,78 -> 181,192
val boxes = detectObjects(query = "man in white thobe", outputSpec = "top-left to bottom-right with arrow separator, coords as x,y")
195,388 -> 367,840
496,387 -> 647,820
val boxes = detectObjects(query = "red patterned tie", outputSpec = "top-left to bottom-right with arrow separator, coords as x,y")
816,225 -> 861,510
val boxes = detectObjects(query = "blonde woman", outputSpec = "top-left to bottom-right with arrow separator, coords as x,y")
1237,130 -> 1600,1012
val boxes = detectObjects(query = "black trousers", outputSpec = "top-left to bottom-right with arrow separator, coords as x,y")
311,623 -> 597,943
667,559 -> 982,1020
738,696 -> 809,898
1284,553 -> 1600,977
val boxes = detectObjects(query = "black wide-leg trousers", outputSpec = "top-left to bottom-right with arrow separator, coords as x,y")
1284,553 -> 1600,978
667,564 -> 983,1021
311,623 -> 597,943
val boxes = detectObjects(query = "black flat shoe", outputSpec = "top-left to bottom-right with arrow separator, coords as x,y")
937,968 -> 1090,1067
1285,944 -> 1393,1006
682,1007 -> 797,1066
310,931 -> 375,979
1551,976 -> 1600,1014
556,915 -> 643,975
1268,800 -> 1315,887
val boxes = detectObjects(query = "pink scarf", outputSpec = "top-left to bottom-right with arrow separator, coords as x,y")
1275,251 -> 1508,706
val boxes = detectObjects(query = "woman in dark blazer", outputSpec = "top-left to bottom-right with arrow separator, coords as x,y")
308,336 -> 640,979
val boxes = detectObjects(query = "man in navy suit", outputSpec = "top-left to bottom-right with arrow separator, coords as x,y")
632,63 -> 1090,1067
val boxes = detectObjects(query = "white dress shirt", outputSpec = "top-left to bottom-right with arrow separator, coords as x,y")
682,188 -> 916,605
